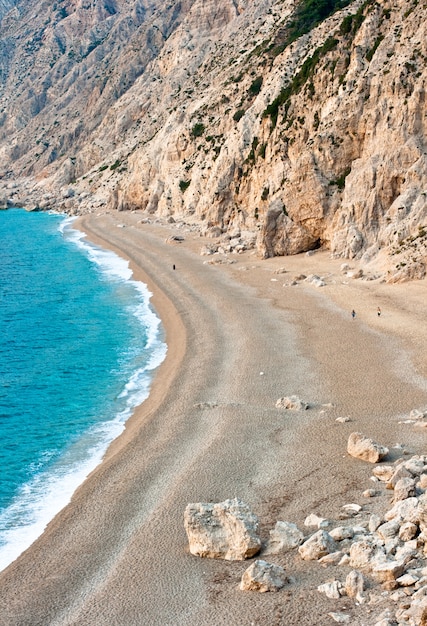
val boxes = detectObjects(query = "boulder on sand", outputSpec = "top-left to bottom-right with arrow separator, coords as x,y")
347,432 -> 389,463
345,569 -> 365,599
298,530 -> 338,561
240,559 -> 288,592
263,520 -> 304,554
184,498 -> 261,560
275,395 -> 308,410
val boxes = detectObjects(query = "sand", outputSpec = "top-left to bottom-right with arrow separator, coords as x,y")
1,211 -> 427,626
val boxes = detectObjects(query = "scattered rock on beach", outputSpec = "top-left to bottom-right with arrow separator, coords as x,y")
347,432 -> 389,463
263,521 -> 304,555
298,529 -> 338,561
187,453 -> 427,622
166,235 -> 184,244
308,453 -> 427,622
329,526 -> 355,541
304,513 -> 329,528
362,488 -> 378,498
348,269 -> 364,279
318,580 -> 342,599
387,464 -> 413,489
392,476 -> 416,502
305,274 -> 326,287
340,503 -> 362,518
275,395 -> 309,410
184,498 -> 261,560
319,551 -> 344,565
200,243 -> 219,256
372,465 -> 395,482
345,569 -> 365,600
372,560 -> 405,584
328,612 -> 351,623
239,559 -> 288,592
193,401 -> 218,410
410,408 -> 426,420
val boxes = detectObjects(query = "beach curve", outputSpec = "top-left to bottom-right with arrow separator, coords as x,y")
1,211 -> 427,625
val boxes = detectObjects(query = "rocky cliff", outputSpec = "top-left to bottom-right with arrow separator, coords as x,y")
0,0 -> 426,279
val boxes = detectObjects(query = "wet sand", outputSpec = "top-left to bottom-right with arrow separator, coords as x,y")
1,211 -> 427,626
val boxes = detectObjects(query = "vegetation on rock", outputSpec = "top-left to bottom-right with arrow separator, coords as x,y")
0,0 -> 425,279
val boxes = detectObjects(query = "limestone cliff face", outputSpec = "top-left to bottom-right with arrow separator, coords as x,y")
0,0 -> 426,279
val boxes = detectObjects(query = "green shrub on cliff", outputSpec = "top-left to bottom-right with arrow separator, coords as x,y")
233,109 -> 245,122
286,0 -> 352,44
263,36 -> 338,127
179,180 -> 191,192
191,123 -> 205,138
248,76 -> 263,96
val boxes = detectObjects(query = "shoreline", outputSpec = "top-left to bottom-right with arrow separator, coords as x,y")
1,210 -> 427,625
0,209 -> 166,571
72,216 -> 188,465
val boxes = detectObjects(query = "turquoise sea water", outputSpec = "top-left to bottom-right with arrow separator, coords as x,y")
0,209 -> 166,570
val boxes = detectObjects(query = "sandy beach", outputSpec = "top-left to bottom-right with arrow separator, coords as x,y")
1,211 -> 427,626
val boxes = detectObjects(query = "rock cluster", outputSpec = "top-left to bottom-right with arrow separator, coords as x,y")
199,230 -> 257,256
185,451 -> 427,624
309,453 -> 427,625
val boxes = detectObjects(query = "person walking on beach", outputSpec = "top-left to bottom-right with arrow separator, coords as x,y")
377,306 -> 381,316
351,309 -> 356,319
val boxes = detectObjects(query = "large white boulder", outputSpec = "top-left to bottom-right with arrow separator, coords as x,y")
347,432 -> 389,463
184,498 -> 261,560
240,559 -> 288,592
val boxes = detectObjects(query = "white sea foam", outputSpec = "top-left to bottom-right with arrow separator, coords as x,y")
0,435 -> 110,570
0,218 -> 167,572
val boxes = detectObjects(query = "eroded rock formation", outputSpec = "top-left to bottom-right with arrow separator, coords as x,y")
0,0 -> 426,279
184,498 -> 261,560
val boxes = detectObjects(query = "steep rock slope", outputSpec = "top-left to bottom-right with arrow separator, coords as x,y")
0,0 -> 426,279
